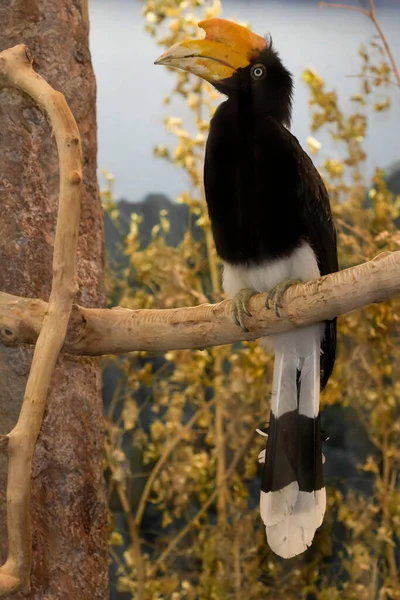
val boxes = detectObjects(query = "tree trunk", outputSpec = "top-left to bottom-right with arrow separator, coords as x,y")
0,1 -> 107,598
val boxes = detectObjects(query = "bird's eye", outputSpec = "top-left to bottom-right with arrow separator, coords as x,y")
251,64 -> 266,80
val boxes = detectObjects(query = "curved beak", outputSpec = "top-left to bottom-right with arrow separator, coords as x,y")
154,18 -> 267,83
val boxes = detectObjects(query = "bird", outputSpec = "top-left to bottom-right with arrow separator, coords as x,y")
155,18 -> 338,559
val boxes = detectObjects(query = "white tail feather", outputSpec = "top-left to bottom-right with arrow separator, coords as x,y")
265,489 -> 326,559
260,341 -> 300,527
270,343 -> 298,418
261,326 -> 325,557
260,483 -> 299,527
298,326 -> 321,418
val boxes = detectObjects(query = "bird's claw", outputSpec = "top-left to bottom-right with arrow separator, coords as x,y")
258,449 -> 266,464
255,426 -> 328,465
256,427 -> 269,464
255,427 -> 269,438
231,288 -> 257,332
265,279 -> 303,317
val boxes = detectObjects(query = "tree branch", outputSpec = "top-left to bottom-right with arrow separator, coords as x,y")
0,45 -> 82,595
153,428 -> 255,571
319,0 -> 400,86
82,0 -> 90,31
134,397 -> 217,527
108,464 -> 145,600
318,2 -> 369,16
369,10 -> 400,87
0,251 -> 399,356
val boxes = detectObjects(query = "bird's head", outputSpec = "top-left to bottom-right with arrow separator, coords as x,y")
155,18 -> 293,125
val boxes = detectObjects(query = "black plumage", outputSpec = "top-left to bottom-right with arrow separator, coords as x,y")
156,18 -> 339,558
204,43 -> 338,386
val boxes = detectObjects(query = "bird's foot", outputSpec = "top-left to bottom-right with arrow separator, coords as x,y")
231,287 -> 257,332
265,279 -> 303,317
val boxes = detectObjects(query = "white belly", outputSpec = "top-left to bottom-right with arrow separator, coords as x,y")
222,242 -> 320,296
222,242 -> 322,352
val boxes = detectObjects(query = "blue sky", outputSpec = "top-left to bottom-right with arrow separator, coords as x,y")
89,0 -> 400,201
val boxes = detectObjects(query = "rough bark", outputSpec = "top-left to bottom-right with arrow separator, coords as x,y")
0,2 -> 107,599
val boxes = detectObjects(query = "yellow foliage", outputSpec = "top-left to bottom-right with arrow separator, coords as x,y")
103,3 -> 400,598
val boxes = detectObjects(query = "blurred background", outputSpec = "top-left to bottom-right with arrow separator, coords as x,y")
89,0 -> 400,201
87,1 -> 400,598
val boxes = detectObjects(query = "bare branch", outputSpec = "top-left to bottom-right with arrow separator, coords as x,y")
0,251 -> 400,356
108,462 -> 145,600
369,0 -> 375,18
134,398 -> 217,527
318,2 -> 369,16
0,45 -> 82,595
153,429 -> 255,570
215,355 -> 227,525
82,0 -> 90,30
319,0 -> 400,86
369,10 -> 400,86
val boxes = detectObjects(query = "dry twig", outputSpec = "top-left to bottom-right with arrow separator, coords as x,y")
0,45 -> 82,595
134,397 -> 217,527
153,428 -> 255,571
319,0 -> 400,86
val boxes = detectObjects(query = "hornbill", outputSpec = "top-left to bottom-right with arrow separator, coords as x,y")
155,18 -> 338,559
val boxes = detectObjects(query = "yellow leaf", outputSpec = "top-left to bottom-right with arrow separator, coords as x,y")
109,531 -> 124,546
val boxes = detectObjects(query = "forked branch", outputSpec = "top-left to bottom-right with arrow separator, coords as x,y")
0,45 -> 82,595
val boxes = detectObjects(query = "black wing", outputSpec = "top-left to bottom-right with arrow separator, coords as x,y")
266,118 -> 339,387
